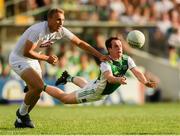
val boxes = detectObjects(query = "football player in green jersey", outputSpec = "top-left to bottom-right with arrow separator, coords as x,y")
44,37 -> 157,104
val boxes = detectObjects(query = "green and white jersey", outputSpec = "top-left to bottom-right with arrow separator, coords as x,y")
96,55 -> 136,95
75,55 -> 136,103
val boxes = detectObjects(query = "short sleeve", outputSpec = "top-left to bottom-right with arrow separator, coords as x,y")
100,62 -> 112,73
62,27 -> 75,40
128,56 -> 136,69
27,29 -> 40,43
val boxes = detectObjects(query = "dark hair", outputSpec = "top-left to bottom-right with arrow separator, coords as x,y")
105,37 -> 120,49
47,8 -> 64,18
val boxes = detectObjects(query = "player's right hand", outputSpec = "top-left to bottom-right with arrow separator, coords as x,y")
99,55 -> 111,62
145,81 -> 157,88
47,55 -> 58,65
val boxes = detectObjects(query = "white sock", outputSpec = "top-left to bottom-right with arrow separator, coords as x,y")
19,102 -> 30,116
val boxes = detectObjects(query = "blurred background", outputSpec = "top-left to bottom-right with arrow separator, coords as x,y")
0,0 -> 179,106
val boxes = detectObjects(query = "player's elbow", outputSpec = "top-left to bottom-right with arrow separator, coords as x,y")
72,36 -> 82,46
23,51 -> 31,58
76,40 -> 84,48
105,75 -> 116,84
77,39 -> 83,45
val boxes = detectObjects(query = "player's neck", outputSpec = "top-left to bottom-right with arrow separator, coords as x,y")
48,24 -> 55,33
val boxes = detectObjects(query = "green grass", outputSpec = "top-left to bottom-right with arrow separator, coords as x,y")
0,103 -> 180,135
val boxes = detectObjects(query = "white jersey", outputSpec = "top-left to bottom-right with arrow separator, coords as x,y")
9,21 -> 75,76
12,21 -> 74,59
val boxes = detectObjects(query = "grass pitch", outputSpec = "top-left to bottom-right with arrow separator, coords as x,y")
0,103 -> 180,135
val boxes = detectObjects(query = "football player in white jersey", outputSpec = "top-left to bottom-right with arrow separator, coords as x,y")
9,8 -> 110,128
43,37 -> 157,104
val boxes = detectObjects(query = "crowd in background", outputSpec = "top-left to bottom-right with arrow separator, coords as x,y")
0,0 -> 180,79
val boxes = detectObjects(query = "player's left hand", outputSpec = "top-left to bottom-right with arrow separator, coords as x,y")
99,55 -> 111,62
145,81 -> 157,88
119,76 -> 127,85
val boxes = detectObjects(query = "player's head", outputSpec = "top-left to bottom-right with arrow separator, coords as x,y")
105,37 -> 123,58
47,8 -> 65,32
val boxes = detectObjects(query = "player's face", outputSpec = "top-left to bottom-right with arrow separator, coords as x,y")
48,12 -> 65,32
109,39 -> 123,58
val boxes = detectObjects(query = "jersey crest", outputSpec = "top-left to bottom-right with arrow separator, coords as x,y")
39,32 -> 63,48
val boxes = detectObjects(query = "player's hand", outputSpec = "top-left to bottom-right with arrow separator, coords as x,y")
99,55 -> 111,62
47,55 -> 58,65
119,76 -> 127,85
145,81 -> 157,88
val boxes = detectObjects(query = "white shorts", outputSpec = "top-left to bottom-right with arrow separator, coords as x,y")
75,81 -> 107,103
9,52 -> 42,77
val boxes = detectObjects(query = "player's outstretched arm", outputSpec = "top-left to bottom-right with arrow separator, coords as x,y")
130,67 -> 157,88
71,36 -> 110,61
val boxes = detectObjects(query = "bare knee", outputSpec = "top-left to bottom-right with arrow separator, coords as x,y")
60,96 -> 70,104
21,68 -> 45,92
60,93 -> 77,104
61,99 -> 75,104
61,99 -> 69,104
28,82 -> 44,95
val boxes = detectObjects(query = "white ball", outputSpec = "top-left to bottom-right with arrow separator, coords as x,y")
126,30 -> 145,48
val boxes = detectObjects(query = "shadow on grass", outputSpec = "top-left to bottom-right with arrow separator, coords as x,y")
0,127 -> 33,131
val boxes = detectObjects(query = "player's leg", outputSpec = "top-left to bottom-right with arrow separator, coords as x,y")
44,85 -> 78,104
44,85 -> 102,104
21,60 -> 45,113
21,68 -> 44,109
26,85 -> 41,113
55,71 -> 88,88
15,88 -> 39,129
15,68 -> 44,128
9,55 -> 44,128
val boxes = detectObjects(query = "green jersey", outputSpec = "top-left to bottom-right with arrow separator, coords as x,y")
96,55 -> 136,95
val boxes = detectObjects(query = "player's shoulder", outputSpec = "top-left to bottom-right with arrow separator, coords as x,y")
122,54 -> 129,60
28,21 -> 47,32
59,27 -> 75,39
61,26 -> 71,32
100,61 -> 112,67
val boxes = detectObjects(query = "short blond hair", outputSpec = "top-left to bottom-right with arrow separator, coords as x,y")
47,8 -> 64,18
